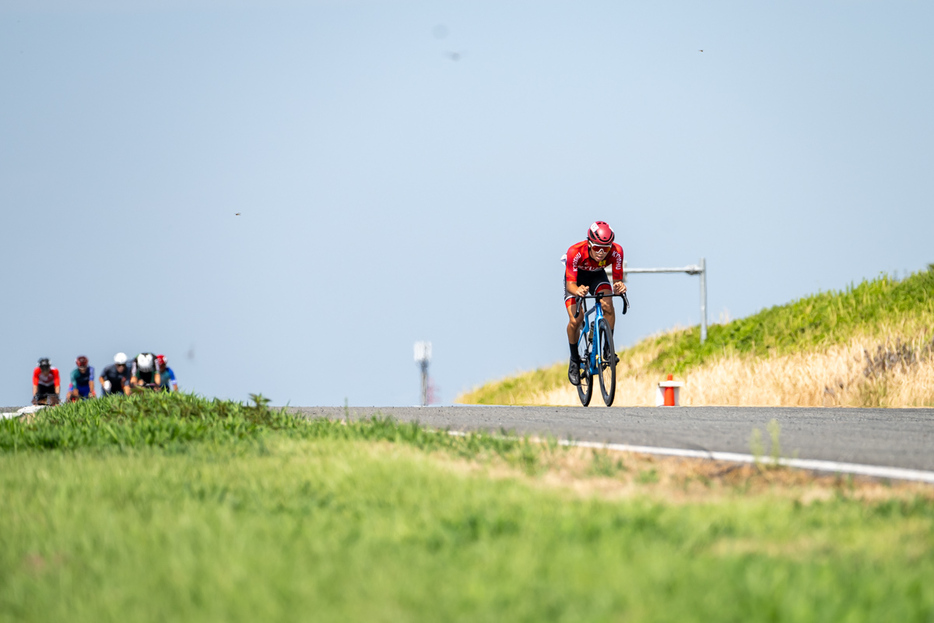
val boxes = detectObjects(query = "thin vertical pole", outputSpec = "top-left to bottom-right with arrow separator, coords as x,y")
420,361 -> 429,406
699,257 -> 707,344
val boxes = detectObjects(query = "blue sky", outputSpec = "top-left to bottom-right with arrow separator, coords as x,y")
2,1 -> 932,406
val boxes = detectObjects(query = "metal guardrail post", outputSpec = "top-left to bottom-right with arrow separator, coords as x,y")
699,257 -> 707,343
618,258 -> 708,344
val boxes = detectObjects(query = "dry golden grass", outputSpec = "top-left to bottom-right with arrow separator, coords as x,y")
532,331 -> 934,407
423,441 -> 934,503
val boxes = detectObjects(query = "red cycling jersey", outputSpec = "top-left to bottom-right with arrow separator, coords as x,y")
33,367 -> 61,387
564,240 -> 624,283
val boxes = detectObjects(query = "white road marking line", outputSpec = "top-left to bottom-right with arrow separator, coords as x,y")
447,430 -> 934,484
563,440 -> 934,484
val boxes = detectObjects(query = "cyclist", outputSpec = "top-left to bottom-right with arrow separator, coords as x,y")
131,352 -> 160,389
68,356 -> 96,401
564,220 -> 627,385
155,355 -> 178,392
99,352 -> 132,396
32,358 -> 61,405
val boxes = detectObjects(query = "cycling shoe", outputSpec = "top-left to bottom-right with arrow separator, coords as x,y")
568,359 -> 581,386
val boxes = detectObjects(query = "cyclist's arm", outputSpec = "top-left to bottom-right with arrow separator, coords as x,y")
611,245 -> 626,294
54,369 -> 60,394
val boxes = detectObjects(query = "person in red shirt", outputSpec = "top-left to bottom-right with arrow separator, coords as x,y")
32,357 -> 61,405
564,221 -> 627,386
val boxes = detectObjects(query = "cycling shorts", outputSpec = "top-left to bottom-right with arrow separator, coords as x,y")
564,269 -> 612,309
73,385 -> 91,397
35,384 -> 57,398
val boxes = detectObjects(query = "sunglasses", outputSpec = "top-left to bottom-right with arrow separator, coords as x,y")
590,245 -> 611,253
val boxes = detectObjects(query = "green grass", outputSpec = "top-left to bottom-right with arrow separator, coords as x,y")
0,392 -> 540,471
1,393 -> 933,621
460,266 -> 934,404
649,265 -> 934,375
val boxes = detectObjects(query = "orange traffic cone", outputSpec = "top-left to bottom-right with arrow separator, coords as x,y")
664,374 -> 675,406
656,374 -> 684,407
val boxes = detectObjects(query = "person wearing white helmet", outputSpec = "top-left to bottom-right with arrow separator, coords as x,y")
99,352 -> 132,396
131,353 -> 160,389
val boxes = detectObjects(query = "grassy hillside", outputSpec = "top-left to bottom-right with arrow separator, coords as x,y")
459,266 -> 934,406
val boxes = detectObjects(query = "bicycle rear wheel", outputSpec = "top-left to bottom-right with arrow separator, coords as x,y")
576,336 -> 594,407
597,319 -> 617,406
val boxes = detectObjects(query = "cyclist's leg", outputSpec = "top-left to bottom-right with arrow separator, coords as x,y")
601,296 -> 616,332
564,270 -> 585,344
591,275 -> 620,366
565,275 -> 585,385
36,384 -> 56,404
565,301 -> 584,385
591,272 -> 615,332
566,297 -> 583,345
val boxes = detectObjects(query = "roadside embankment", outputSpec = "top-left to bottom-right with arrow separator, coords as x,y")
458,267 -> 934,407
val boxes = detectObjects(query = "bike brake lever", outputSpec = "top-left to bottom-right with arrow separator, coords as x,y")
622,292 -> 629,315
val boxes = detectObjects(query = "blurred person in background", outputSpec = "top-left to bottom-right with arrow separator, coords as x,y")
32,357 -> 60,405
131,353 -> 160,389
99,352 -> 132,396
67,356 -> 96,401
156,355 -> 178,392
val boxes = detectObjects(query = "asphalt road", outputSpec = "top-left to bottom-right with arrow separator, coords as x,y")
288,405 -> 934,473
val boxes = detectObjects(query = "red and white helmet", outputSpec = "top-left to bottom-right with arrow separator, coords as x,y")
587,221 -> 615,246
156,354 -> 167,369
76,356 -> 89,368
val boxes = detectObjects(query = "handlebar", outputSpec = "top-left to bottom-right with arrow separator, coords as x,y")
575,291 -> 630,315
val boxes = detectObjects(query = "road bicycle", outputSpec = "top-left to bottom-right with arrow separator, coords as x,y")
573,291 -> 629,407
32,393 -> 60,407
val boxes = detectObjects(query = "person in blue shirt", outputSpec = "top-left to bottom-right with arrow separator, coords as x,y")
68,355 -> 96,401
156,354 -> 178,392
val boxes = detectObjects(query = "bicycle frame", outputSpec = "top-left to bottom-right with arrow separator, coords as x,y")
574,292 -> 628,376
571,290 -> 629,407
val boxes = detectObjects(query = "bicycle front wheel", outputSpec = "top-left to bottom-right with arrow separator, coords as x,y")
577,362 -> 593,406
597,318 -> 617,406
576,337 -> 594,407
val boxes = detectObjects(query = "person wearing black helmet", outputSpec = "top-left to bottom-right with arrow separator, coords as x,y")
68,356 -> 96,401
32,358 -> 61,405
